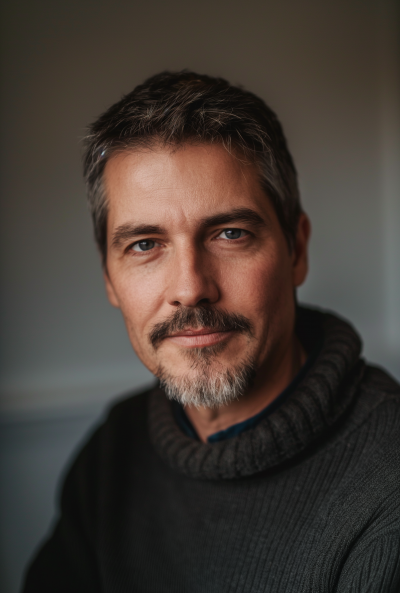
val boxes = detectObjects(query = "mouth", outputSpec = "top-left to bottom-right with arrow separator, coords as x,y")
166,328 -> 233,348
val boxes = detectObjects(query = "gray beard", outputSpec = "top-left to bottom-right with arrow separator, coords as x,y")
157,347 -> 256,409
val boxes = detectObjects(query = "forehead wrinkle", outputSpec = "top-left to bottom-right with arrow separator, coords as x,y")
105,145 -> 271,242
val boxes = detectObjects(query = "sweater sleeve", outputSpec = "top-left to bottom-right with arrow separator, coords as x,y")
21,427 -> 102,593
336,532 -> 400,592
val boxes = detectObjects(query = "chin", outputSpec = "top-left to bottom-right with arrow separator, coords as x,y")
156,354 -> 256,409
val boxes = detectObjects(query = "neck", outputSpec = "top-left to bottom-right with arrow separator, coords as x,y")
184,335 -> 307,443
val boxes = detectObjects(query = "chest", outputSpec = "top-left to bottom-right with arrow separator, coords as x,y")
96,455 -> 341,593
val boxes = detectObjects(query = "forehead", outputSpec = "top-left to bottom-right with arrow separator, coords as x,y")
103,143 -> 271,229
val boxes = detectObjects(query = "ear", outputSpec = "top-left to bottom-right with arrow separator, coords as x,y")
292,212 -> 311,287
103,269 -> 120,308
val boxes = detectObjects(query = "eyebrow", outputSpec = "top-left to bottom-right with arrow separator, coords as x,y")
200,207 -> 267,229
112,224 -> 165,248
111,207 -> 267,249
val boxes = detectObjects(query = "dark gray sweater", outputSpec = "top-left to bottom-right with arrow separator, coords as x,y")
23,307 -> 400,592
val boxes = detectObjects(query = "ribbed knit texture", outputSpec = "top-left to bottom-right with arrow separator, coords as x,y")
23,307 -> 400,593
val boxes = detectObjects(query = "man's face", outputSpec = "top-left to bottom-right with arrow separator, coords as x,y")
103,143 -> 309,407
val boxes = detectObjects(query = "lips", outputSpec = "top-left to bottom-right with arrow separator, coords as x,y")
167,328 -> 232,348
170,328 -> 224,336
149,307 -> 253,350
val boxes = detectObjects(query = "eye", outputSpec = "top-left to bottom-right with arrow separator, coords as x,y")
131,239 -> 158,252
218,228 -> 247,240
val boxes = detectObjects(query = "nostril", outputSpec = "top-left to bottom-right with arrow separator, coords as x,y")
197,298 -> 211,305
172,298 -> 210,307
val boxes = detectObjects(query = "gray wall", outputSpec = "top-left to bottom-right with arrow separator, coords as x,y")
0,0 -> 399,591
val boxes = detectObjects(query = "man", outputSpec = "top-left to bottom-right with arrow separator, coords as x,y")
23,71 -> 400,592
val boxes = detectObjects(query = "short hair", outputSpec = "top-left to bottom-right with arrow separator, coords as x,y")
83,71 -> 302,264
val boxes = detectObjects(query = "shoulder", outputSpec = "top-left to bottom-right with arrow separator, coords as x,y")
91,382 -> 158,452
61,383 -> 158,493
326,363 -> 400,478
348,362 -> 400,434
328,364 -> 400,506
303,368 -> 400,590
315,363 -> 400,497
360,363 -> 400,399
104,383 -> 156,428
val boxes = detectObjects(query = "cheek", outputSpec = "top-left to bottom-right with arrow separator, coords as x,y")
221,251 -> 293,320
110,268 -> 165,348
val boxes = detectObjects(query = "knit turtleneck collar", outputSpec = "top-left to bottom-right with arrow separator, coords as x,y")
148,306 -> 365,480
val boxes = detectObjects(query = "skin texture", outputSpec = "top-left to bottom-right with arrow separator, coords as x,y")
103,143 -> 311,442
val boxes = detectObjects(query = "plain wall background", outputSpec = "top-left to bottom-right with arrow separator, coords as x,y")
0,0 -> 399,591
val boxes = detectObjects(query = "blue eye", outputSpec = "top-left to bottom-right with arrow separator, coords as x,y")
132,240 -> 156,252
220,228 -> 245,240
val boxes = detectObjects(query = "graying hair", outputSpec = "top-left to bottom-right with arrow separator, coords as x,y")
157,355 -> 256,409
83,71 -> 302,265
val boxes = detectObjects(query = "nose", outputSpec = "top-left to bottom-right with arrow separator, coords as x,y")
166,246 -> 219,308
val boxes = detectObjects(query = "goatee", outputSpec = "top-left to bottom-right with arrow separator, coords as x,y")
157,356 -> 256,409
149,306 -> 255,409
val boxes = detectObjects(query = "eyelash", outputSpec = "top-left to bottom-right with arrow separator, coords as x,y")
216,228 -> 249,241
130,239 -> 161,253
128,228 -> 249,254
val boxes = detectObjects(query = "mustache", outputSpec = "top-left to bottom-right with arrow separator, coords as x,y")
149,306 -> 253,349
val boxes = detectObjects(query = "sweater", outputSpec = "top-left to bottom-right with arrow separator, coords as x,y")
22,307 -> 400,593
173,338 -> 321,442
